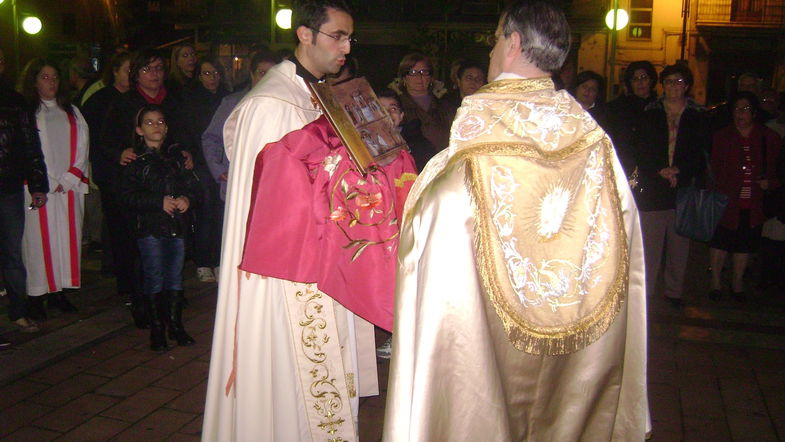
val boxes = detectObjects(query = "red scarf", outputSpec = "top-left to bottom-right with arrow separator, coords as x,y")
137,85 -> 167,104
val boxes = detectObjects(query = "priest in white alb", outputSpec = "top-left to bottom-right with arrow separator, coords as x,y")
202,1 -> 397,440
383,1 -> 650,440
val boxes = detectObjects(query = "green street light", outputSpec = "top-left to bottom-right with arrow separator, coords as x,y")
275,8 -> 292,29
22,16 -> 42,34
605,8 -> 629,31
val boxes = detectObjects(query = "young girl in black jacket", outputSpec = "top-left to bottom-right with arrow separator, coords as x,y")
120,104 -> 201,351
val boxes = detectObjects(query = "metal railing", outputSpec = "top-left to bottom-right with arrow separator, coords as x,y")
696,0 -> 785,26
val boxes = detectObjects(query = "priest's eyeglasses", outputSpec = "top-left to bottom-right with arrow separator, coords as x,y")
310,27 -> 357,45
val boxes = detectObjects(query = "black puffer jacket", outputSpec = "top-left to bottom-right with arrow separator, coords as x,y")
0,85 -> 48,194
119,142 -> 202,238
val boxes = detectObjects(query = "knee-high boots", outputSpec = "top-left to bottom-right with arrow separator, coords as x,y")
166,289 -> 195,346
144,292 -> 169,352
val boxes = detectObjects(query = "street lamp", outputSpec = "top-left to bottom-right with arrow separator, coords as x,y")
605,4 -> 628,99
22,16 -> 42,34
0,0 -> 43,75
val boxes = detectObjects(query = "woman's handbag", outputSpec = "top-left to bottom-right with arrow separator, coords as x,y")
675,186 -> 729,242
674,157 -> 728,242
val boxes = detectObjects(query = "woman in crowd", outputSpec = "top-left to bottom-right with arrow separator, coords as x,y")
377,89 -> 436,172
391,53 -> 451,152
120,104 -> 201,351
632,63 -> 709,307
442,60 -> 486,124
709,92 -> 781,300
18,59 -> 89,318
571,70 -> 607,127
202,49 -> 281,202
81,52 -> 137,306
605,60 -> 658,176
101,48 -> 192,326
166,44 -> 197,99
181,56 -> 230,283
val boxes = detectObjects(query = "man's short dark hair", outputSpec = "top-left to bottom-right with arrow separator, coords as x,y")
129,48 -> 164,87
500,0 -> 571,72
376,89 -> 401,107
292,0 -> 352,44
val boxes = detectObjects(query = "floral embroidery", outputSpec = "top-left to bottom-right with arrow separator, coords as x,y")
327,158 -> 400,261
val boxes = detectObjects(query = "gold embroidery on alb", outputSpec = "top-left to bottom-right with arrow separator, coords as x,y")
294,285 -> 349,437
345,373 -> 357,398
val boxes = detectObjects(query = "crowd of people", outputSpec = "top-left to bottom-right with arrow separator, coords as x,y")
1,0 -> 784,437
570,64 -> 785,304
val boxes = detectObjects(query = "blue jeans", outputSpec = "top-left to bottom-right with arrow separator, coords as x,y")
0,191 -> 28,321
136,236 -> 184,295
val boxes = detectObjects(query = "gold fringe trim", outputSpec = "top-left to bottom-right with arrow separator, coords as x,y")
478,77 -> 555,95
462,136 -> 629,355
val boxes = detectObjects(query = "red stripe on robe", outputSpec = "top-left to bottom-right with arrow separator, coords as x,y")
66,112 -> 81,287
37,205 -> 58,293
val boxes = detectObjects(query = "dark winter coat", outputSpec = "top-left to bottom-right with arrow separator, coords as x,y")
0,85 -> 48,194
631,99 -> 710,211
119,141 -> 202,239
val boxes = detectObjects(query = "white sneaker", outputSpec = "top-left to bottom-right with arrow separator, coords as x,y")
213,267 -> 220,283
376,336 -> 392,359
197,267 -> 216,283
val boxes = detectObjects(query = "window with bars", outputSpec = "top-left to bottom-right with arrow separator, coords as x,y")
628,0 -> 653,40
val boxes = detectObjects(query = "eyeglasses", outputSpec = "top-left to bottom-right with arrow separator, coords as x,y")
406,69 -> 432,77
142,119 -> 167,127
141,65 -> 165,74
385,104 -> 402,114
663,78 -> 686,87
632,74 -> 650,82
200,70 -> 220,78
39,74 -> 58,81
309,27 -> 357,45
733,106 -> 752,113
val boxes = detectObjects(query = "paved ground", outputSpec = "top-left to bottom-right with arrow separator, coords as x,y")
0,241 -> 784,441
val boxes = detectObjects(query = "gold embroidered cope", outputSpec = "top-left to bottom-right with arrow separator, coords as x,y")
410,77 -> 630,355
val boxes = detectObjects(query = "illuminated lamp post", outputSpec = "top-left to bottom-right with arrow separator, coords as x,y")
271,2 -> 292,45
0,0 -> 43,75
605,3 -> 629,99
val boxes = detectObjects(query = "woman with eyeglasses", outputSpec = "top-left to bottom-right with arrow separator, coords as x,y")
17,59 -> 89,319
180,56 -> 230,284
708,91 -> 781,301
391,53 -> 451,155
101,48 -> 194,327
605,60 -> 658,178
442,60 -> 487,125
632,63 -> 709,307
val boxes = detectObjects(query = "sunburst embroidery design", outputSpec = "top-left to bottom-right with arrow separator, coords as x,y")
537,185 -> 571,240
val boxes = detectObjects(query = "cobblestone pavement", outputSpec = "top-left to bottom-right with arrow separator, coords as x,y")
0,242 -> 783,441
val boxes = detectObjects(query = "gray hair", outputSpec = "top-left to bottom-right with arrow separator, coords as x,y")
501,0 -> 571,72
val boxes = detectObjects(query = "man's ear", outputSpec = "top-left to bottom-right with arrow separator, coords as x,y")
295,26 -> 312,46
507,31 -> 522,58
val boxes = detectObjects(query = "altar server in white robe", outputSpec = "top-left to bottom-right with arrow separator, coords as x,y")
384,1 -> 650,440
19,59 -> 88,306
203,2 -> 379,441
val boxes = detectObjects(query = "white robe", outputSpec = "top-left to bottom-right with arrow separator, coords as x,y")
203,60 -> 378,442
23,100 -> 89,296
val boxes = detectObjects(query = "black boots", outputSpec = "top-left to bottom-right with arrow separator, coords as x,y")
144,290 -> 195,352
129,291 -> 150,329
27,296 -> 47,320
49,291 -> 78,313
166,289 -> 195,346
145,291 -> 169,352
